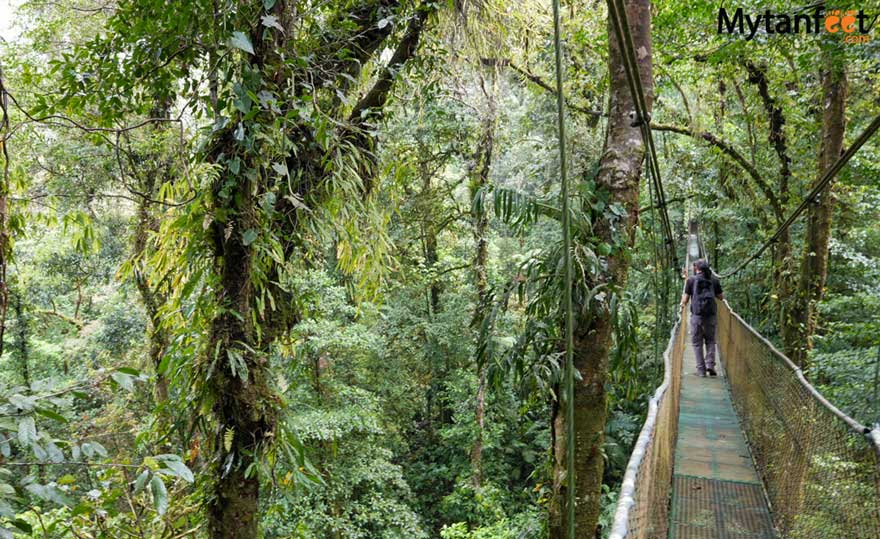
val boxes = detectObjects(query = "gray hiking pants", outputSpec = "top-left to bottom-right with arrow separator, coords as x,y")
690,313 -> 717,373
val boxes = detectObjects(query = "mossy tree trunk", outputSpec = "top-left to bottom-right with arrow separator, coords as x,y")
469,66 -> 498,488
786,58 -> 847,367
198,3 -> 433,537
551,0 -> 652,536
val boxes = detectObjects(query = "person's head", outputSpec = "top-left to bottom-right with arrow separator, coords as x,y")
693,259 -> 711,277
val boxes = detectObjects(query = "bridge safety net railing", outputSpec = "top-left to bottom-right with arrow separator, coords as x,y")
608,231 -> 700,539
718,301 -> 880,539
608,306 -> 685,539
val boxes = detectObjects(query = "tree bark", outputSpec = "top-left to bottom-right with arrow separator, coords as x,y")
13,292 -> 30,388
551,0 -> 652,536
785,59 -> 847,366
469,67 -> 497,488
132,172 -> 170,403
206,172 -> 273,539
419,154 -> 443,315
0,67 -> 10,361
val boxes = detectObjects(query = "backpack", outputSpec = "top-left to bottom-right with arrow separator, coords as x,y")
692,274 -> 717,317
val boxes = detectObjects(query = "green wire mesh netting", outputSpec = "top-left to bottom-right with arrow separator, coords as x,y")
718,301 -> 880,539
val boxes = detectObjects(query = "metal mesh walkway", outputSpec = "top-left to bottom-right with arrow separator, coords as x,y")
669,315 -> 775,539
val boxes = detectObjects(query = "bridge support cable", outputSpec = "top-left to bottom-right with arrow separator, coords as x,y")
719,112 -> 880,278
605,0 -> 677,270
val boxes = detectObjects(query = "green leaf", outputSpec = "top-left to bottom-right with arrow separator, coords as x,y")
32,442 -> 48,462
133,470 -> 150,494
81,441 -> 108,459
45,441 -> 64,463
111,371 -> 136,392
7,394 -> 37,411
116,367 -> 141,376
261,14 -> 284,32
150,476 -> 168,515
242,229 -> 259,246
35,408 -> 68,423
160,458 -> 194,483
17,417 -> 36,447
229,31 -> 254,55
271,162 -> 288,178
224,428 -> 235,453
24,483 -> 72,506
10,520 -> 32,534
70,503 -> 91,517
57,474 -> 76,486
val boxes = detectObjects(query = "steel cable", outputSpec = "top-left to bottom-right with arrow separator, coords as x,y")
718,112 -> 880,278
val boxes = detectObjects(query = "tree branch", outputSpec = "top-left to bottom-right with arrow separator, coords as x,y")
349,4 -> 434,123
639,194 -> 695,212
744,61 -> 792,199
506,62 -> 604,118
650,122 -> 783,219
36,308 -> 84,330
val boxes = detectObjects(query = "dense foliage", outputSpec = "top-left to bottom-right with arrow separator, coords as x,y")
0,0 -> 877,538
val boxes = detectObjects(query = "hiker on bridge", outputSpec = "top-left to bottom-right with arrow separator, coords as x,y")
680,259 -> 724,377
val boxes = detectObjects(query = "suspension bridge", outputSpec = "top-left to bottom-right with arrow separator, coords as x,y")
543,0 -> 880,535
608,222 -> 880,539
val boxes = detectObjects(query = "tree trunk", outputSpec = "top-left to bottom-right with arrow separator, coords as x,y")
548,396 -> 565,538
132,174 -> 170,403
0,67 -> 9,362
13,292 -> 30,388
786,59 -> 847,366
206,168 -> 275,539
551,1 -> 652,536
469,67 -> 497,488
420,158 -> 442,315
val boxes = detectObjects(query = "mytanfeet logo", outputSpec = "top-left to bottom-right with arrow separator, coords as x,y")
718,6 -> 877,44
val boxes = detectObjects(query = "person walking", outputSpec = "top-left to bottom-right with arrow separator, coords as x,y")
680,259 -> 724,377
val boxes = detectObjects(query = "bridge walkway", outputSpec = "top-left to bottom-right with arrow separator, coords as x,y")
668,315 -> 775,539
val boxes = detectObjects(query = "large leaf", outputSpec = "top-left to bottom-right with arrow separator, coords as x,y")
35,407 -> 68,423
111,371 -> 136,392
150,476 -> 168,515
17,417 -> 36,448
133,470 -> 150,494
229,31 -> 254,55
156,455 -> 194,483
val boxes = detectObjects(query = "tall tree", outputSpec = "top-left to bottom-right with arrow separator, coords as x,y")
785,55 -> 847,366
551,0 -> 652,536
56,2 -> 437,537
199,4 -> 434,537
469,64 -> 498,487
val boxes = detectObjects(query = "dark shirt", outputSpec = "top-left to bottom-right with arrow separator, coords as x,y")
685,274 -> 723,314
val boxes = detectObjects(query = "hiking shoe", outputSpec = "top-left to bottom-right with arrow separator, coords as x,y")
695,371 -> 707,378
707,368 -> 717,377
